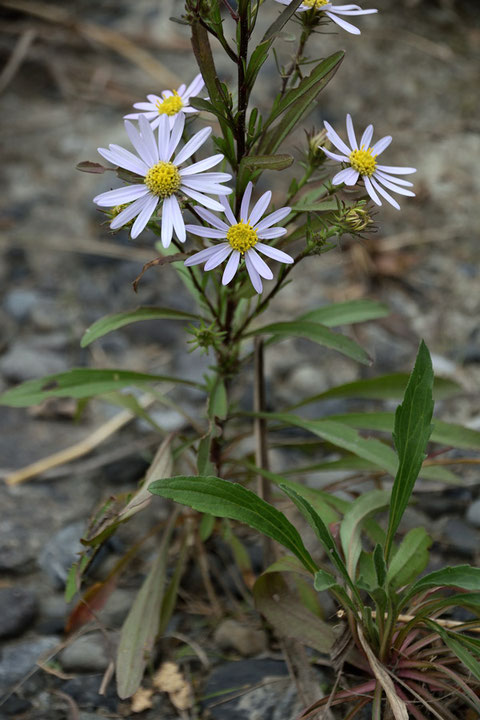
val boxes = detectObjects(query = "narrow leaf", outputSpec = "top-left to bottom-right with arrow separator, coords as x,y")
240,154 -> 294,171
299,299 -> 389,327
340,490 -> 390,578
148,476 -> 318,573
386,528 -> 432,589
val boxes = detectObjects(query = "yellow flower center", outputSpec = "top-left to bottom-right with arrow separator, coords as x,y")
303,0 -> 329,8
156,91 -> 184,117
349,147 -> 377,177
144,162 -> 181,198
227,221 -> 258,254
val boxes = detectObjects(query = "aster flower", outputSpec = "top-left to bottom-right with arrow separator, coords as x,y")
273,0 -> 377,35
124,73 -> 205,129
322,114 -> 416,210
184,182 -> 294,294
94,114 -> 232,246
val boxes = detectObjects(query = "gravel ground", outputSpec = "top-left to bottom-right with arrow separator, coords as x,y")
1,0 -> 480,717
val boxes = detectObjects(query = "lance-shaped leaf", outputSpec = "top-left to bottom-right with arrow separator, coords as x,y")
340,489 -> 390,579
240,154 -> 294,172
0,368 -> 198,407
425,621 -> 480,685
385,341 -> 434,558
299,299 -> 389,327
148,476 -> 318,573
259,52 -> 344,155
116,514 -> 176,698
408,565 -> 480,597
386,527 -> 431,589
245,321 -> 372,365
81,306 -> 198,347
254,572 -> 335,653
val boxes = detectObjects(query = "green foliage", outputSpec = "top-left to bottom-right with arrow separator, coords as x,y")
81,307 -> 199,347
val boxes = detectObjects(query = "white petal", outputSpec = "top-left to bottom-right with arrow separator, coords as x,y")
147,94 -> 162,105
174,127 -> 212,166
346,114 -> 358,150
248,191 -> 272,227
245,252 -> 263,293
151,114 -> 169,162
371,135 -> 392,156
194,206 -> 230,230
370,176 -> 401,210
218,195 -> 237,225
254,206 -> 291,232
376,164 -> 417,175
180,154 -> 225,176
330,6 -> 378,14
323,120 -> 352,156
255,242 -> 294,264
322,147 -> 349,162
181,177 -> 232,194
131,194 -> 159,239
247,248 -> 273,280
326,12 -> 361,34
373,173 -> 415,197
240,182 -> 253,221
184,224 -> 226,239
204,244 -> 232,270
138,115 -> 159,164
332,167 -> 359,186
222,250 -> 240,285
257,227 -> 287,240
167,195 -> 186,242
98,146 -> 147,176
131,102 -> 156,112
110,194 -> 154,230
184,245 -> 227,267
168,113 -> 185,160
364,176 -> 382,206
360,124 -> 374,149
94,184 -> 148,207
161,198 -> 173,247
181,187 -> 227,211
375,170 -> 414,187
184,73 -> 205,99
125,120 -> 157,166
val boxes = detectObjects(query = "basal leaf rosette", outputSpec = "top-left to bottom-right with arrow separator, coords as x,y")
323,113 -> 417,210
94,114 -> 232,246
124,73 -> 205,130
273,0 -> 378,35
184,182 -> 294,294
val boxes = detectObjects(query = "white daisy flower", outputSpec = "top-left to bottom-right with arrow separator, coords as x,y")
322,114 -> 417,210
124,73 -> 205,130
94,114 -> 232,246
184,182 -> 294,294
273,0 -> 377,35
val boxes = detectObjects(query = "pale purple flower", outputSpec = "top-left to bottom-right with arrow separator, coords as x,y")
94,114 -> 232,246
273,0 -> 377,35
184,182 -> 294,294
124,73 -> 205,129
322,114 -> 416,210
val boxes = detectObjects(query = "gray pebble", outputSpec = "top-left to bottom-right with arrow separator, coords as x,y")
59,632 -> 113,672
0,635 -> 59,693
38,521 -> 85,589
0,341 -> 68,382
466,498 -> 480,528
3,289 -> 39,321
214,619 -> 267,657
0,587 -> 37,640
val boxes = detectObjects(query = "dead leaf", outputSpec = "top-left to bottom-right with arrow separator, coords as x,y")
131,687 -> 154,713
153,661 -> 193,711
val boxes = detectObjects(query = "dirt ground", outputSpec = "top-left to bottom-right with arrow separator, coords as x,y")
1,0 -> 480,718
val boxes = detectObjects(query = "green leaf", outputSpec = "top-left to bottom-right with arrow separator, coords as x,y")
409,565 -> 480,596
259,52 -> 344,155
148,476 -> 318,573
386,528 -> 431,589
289,373 -> 459,411
385,341 -> 434,557
246,321 -> 372,366
340,489 -> 390,578
373,544 -> 387,587
313,568 -> 337,591
426,621 -> 480,683
253,571 -> 334,653
208,377 -> 228,420
240,154 -> 294,172
81,306 -> 198,347
298,299 -> 389,327
0,368 -> 199,407
116,516 -> 175,698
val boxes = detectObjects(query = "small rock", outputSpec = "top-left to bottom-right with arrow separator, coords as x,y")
60,674 -> 118,711
3,289 -> 39,321
0,341 -> 68,382
59,632 -> 112,672
38,521 -> 85,589
0,587 -> 37,639
0,635 -> 60,693
466,498 -> 480,528
97,588 -> 137,627
443,517 -> 480,556
214,619 -> 267,657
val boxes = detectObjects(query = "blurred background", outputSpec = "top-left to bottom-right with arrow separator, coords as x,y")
0,0 -> 479,717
